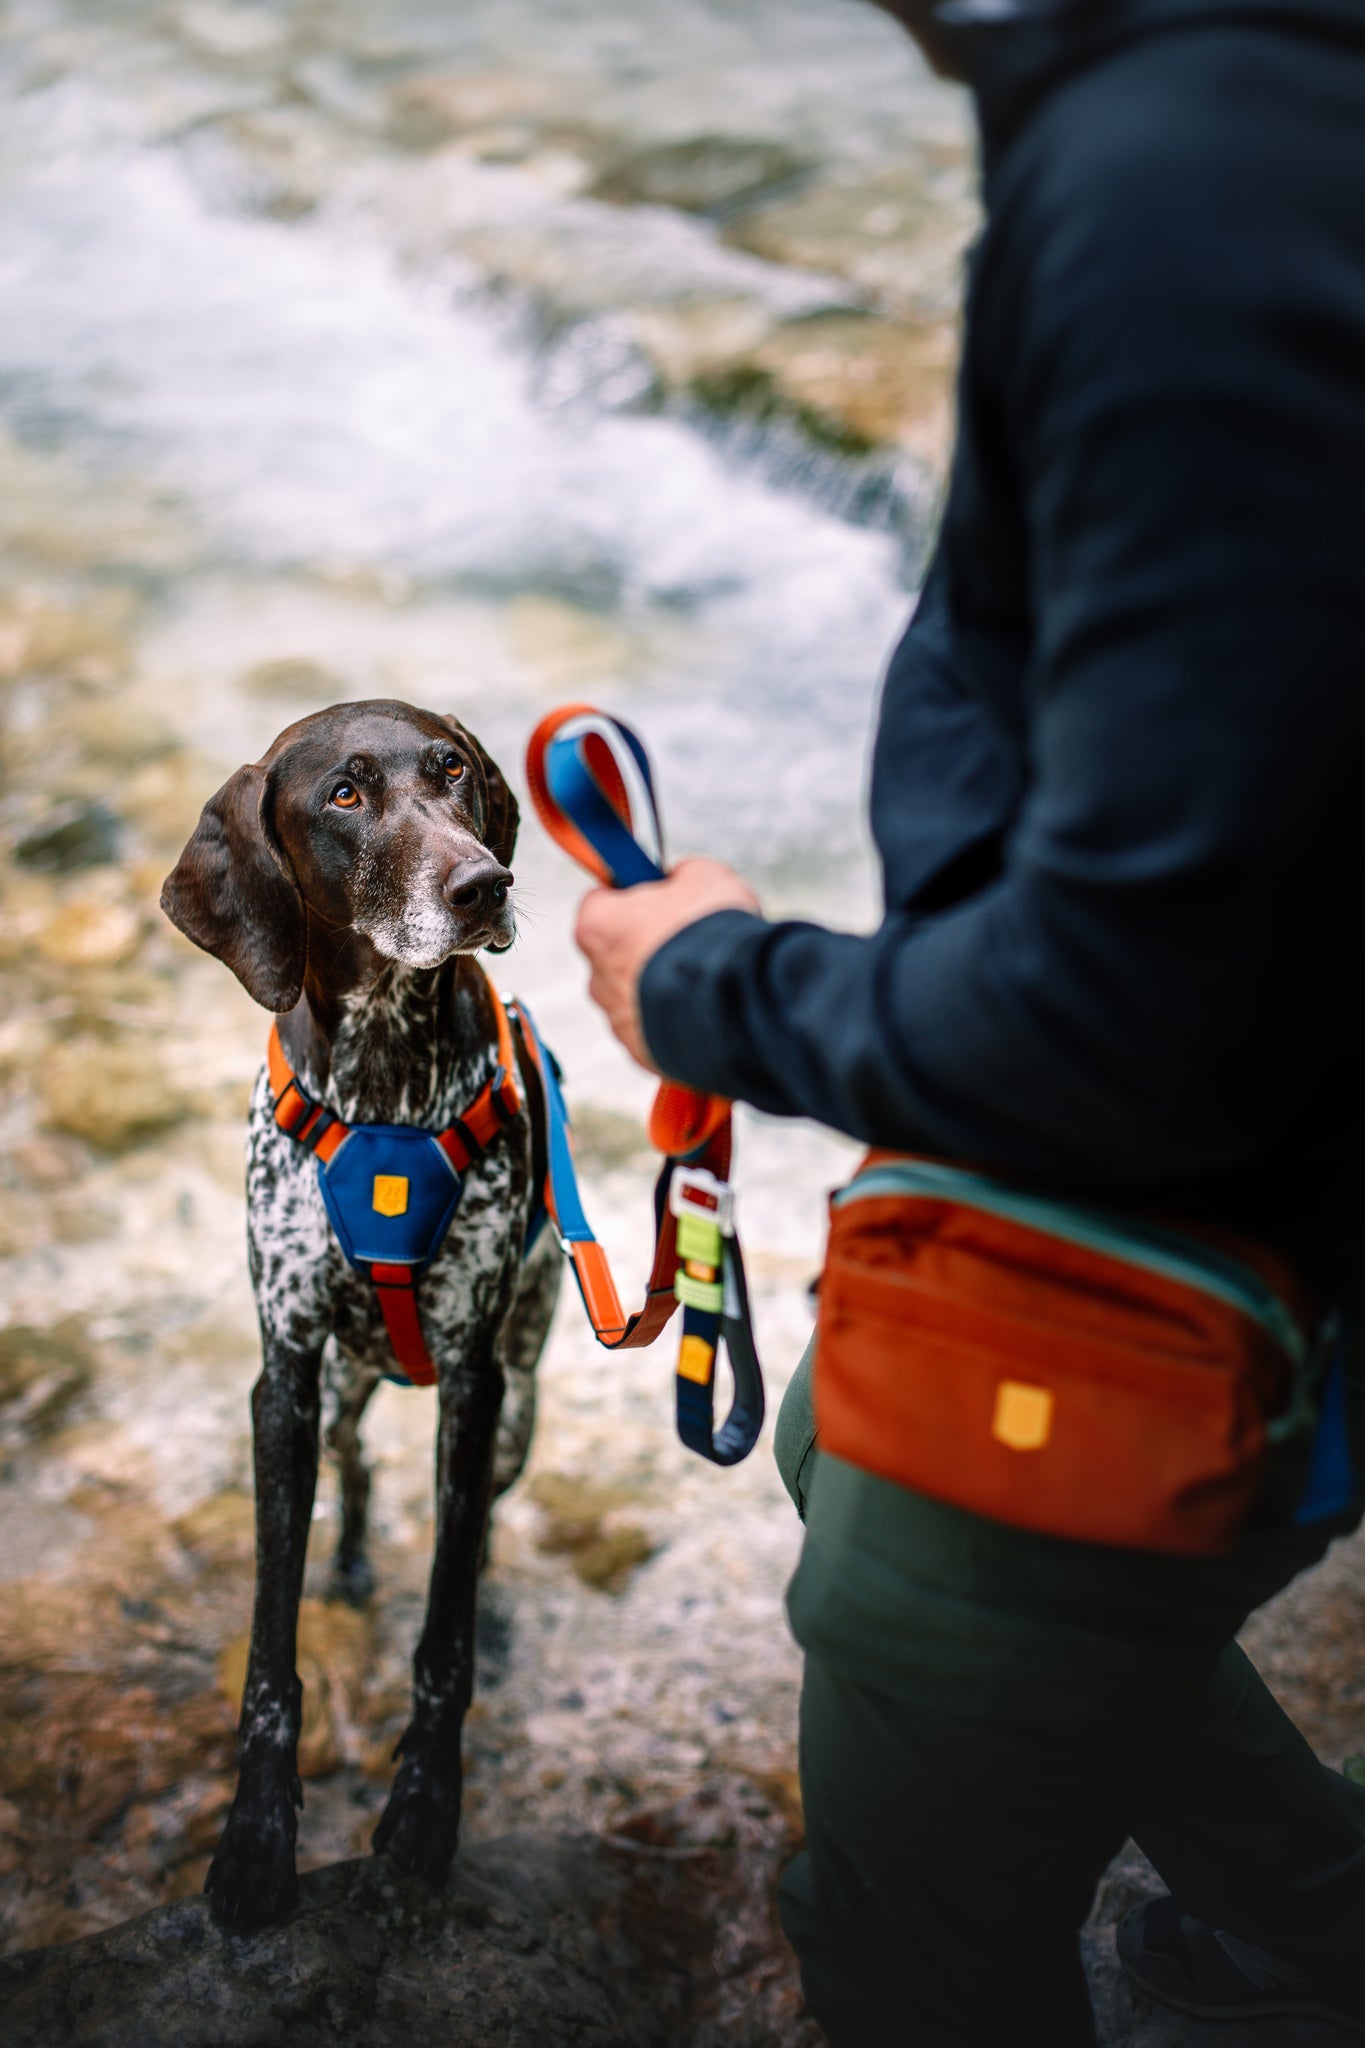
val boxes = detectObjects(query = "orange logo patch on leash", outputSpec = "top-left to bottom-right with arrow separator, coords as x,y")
372,1174 -> 410,1219
677,1335 -> 715,1385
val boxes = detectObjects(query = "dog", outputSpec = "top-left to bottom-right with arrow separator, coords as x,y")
161,699 -> 561,1927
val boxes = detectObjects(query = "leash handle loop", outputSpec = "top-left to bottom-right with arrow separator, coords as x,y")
526,704 -> 730,1154
673,1236 -> 766,1466
521,702 -> 765,1466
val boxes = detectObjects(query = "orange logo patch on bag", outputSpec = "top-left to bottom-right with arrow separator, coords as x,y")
372,1174 -> 410,1218
812,1153 -> 1310,1557
991,1379 -> 1054,1451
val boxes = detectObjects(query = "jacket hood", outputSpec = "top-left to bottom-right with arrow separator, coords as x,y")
938,0 -> 1365,156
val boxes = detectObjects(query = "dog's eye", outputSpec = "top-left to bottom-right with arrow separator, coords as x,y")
330,784 -> 361,810
442,755 -> 465,783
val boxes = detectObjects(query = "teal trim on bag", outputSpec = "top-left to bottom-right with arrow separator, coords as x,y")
834,1159 -> 1307,1372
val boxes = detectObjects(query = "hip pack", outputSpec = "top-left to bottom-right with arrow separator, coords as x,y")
814,1153 -> 1318,1557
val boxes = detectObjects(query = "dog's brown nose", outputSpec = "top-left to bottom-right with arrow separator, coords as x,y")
444,857 -> 513,918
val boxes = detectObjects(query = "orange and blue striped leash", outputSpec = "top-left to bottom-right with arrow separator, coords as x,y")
523,705 -> 765,1465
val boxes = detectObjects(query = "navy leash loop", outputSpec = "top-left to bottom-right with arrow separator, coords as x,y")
539,710 -> 666,888
673,1228 -> 766,1465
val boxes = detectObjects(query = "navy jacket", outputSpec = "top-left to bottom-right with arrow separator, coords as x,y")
640,0 -> 1365,1294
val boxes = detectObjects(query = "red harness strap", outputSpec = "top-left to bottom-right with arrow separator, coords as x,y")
267,973 -> 522,1387
367,1263 -> 438,1383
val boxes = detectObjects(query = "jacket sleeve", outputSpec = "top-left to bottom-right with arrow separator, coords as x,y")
638,118 -> 1365,1193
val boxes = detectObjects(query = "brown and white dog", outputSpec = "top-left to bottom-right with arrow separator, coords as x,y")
162,699 -> 561,1927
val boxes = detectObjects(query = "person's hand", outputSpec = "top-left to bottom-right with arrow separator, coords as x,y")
574,857 -> 760,1072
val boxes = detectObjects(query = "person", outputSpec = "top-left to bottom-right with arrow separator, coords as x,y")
573,1 -> 1365,2042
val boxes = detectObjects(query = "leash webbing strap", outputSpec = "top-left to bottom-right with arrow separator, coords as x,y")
523,704 -> 765,1464
511,996 -> 683,1349
513,996 -> 764,1460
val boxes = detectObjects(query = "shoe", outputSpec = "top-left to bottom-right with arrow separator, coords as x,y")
1117,1896 -> 1365,2036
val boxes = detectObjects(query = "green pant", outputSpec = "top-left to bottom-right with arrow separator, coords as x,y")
774,1339 -> 1365,2047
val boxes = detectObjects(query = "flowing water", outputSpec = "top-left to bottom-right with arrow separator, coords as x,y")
0,1 -> 976,1994
3,2 -> 1361,2034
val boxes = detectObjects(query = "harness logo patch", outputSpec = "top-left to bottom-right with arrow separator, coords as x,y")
991,1379 -> 1054,1452
372,1174 -> 410,1219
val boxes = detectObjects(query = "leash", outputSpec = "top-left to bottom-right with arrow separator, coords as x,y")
268,972 -> 522,1387
524,704 -> 765,1466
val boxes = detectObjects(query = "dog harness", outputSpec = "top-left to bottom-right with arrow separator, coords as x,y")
267,976 -> 522,1387
524,704 -> 766,1465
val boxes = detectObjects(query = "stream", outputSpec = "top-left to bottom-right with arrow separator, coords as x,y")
2,3 -> 1361,2040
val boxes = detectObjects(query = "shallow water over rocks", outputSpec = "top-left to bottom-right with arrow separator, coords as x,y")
1,3 -> 1363,2041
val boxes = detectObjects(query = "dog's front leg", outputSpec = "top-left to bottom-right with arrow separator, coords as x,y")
205,1338 -> 323,1926
372,1340 -> 504,1882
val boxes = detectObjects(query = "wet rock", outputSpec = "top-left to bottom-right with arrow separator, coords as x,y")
545,1523 -> 658,1595
725,169 -> 977,321
0,1655 -> 235,1920
0,1808 -> 1328,2048
173,1489 -> 256,1578
218,1598 -> 375,1779
170,3 -> 293,63
0,592 -> 135,688
529,1472 -> 658,1595
621,298 -> 779,397
0,1478 -> 252,1954
526,1472 -> 639,1524
0,1770 -> 822,2048
238,654 -> 350,702
35,896 -> 143,970
57,696 -> 181,774
504,596 -> 637,694
0,1846 -> 632,2048
386,70 -> 575,152
3,1135 -> 88,1188
12,799 -> 124,876
592,138 -> 807,220
191,106 -> 351,221
694,312 -> 958,465
39,1035 -> 192,1150
1080,1842 -> 1362,2047
558,1101 -> 655,1173
451,199 -> 846,329
0,1319 -> 95,1451
118,754 -> 216,855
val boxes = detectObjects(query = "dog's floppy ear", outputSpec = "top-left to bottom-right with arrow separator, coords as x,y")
161,761 -> 307,1013
441,716 -> 519,869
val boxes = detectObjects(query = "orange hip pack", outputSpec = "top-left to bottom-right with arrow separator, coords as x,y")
814,1154 -> 1315,1557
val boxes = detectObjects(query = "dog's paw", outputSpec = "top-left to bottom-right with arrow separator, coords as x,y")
204,1780 -> 301,1928
372,1750 -> 461,1883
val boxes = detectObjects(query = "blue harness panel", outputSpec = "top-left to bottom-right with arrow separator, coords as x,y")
317,1125 -> 464,1270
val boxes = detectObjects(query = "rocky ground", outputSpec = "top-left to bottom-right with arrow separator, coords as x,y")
2,4 -> 1364,2044
3,556 -> 1364,2048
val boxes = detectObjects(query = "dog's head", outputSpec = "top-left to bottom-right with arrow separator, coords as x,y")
161,701 -> 519,1012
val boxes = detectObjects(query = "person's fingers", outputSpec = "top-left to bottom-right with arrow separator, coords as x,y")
574,883 -> 615,955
